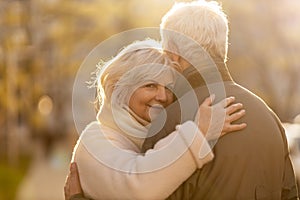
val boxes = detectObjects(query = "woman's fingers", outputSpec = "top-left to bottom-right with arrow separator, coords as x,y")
221,123 -> 247,135
204,95 -> 235,109
210,96 -> 247,138
227,109 -> 246,122
226,103 -> 243,115
198,95 -> 247,139
217,96 -> 235,108
220,109 -> 247,137
220,123 -> 247,137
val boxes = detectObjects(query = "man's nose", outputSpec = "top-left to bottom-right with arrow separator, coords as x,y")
155,86 -> 168,102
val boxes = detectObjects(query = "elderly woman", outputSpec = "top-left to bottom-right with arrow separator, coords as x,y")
65,39 -> 246,200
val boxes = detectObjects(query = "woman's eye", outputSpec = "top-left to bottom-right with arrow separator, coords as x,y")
166,84 -> 174,91
165,87 -> 173,94
144,84 -> 157,88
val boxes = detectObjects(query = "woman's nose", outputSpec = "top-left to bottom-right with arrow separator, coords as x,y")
155,86 -> 168,102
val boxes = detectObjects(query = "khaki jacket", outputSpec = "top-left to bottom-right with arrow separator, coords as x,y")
142,64 -> 299,200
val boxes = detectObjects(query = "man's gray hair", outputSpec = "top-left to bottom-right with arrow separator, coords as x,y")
160,0 -> 229,62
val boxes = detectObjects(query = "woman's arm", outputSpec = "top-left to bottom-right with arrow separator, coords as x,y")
66,98 -> 243,199
142,96 -> 246,152
72,120 -> 212,200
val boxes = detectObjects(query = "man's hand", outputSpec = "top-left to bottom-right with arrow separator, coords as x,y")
196,95 -> 247,140
64,162 -> 83,200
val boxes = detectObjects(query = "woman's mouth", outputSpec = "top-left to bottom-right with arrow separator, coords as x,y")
148,104 -> 164,121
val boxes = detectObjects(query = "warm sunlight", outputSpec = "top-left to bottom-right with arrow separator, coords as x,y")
1,0 -> 299,199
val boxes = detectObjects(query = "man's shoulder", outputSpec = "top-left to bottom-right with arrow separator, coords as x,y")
224,82 -> 271,106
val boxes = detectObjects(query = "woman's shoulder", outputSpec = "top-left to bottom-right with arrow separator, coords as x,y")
78,121 -> 135,149
73,121 -> 140,164
82,121 -> 101,133
80,121 -> 115,138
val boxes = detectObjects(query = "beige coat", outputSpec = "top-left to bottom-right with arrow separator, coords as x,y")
72,119 -> 213,200
143,64 -> 298,200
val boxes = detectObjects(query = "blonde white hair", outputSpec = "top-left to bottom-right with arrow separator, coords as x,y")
96,39 -> 177,110
160,0 -> 229,62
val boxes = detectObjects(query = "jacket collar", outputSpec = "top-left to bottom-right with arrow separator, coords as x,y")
181,59 -> 234,88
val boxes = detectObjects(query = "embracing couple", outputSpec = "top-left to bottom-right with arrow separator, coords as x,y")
64,1 -> 298,200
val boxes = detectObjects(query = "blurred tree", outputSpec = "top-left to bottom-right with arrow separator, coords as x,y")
224,0 -> 300,122
0,0 -> 179,164
1,0 -> 299,165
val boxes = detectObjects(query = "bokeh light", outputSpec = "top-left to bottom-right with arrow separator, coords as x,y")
38,95 -> 53,116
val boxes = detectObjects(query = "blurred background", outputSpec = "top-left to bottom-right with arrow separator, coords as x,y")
0,0 -> 299,199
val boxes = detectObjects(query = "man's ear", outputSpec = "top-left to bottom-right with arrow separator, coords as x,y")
172,53 -> 181,63
164,40 -> 181,62
166,52 -> 180,62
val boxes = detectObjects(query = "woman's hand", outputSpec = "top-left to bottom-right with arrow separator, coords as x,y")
64,162 -> 83,200
196,95 -> 247,140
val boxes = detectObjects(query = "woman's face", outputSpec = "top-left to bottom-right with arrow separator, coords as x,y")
129,73 -> 174,122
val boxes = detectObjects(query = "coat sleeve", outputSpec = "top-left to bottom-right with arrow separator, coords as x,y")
280,133 -> 299,199
73,121 -> 213,200
272,114 -> 299,199
281,156 -> 299,200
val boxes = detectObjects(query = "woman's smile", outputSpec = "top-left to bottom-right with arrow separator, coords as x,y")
129,76 -> 174,122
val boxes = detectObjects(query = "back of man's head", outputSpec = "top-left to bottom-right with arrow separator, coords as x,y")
160,0 -> 229,63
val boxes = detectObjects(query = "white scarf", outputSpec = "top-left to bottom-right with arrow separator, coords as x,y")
97,102 -> 150,150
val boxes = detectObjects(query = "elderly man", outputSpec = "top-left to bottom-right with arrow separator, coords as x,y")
142,1 -> 298,199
